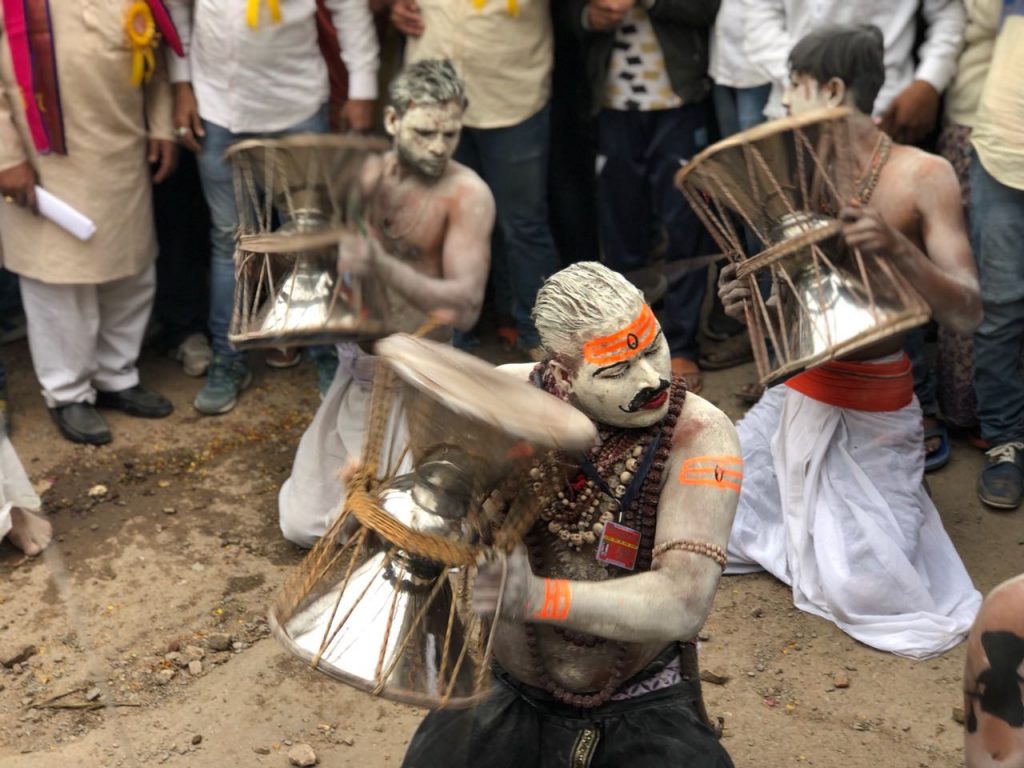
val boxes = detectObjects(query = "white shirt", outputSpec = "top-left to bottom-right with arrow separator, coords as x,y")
741,0 -> 965,119
166,0 -> 379,133
709,0 -> 770,88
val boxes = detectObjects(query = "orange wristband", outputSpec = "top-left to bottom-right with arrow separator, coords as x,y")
679,455 -> 743,493
533,578 -> 572,621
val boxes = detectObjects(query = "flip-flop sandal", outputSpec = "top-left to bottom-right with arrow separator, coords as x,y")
677,371 -> 703,395
699,335 -> 754,371
924,422 -> 950,473
735,381 -> 764,404
672,359 -> 704,395
496,325 -> 518,351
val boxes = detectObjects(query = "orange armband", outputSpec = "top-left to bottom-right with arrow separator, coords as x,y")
533,578 -> 572,621
678,455 -> 743,493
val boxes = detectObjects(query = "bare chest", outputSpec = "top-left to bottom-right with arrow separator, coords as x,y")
370,181 -> 448,272
869,163 -> 925,250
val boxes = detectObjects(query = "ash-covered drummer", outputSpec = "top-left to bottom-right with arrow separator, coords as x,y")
402,263 -> 738,768
719,24 -> 983,657
279,60 -> 494,547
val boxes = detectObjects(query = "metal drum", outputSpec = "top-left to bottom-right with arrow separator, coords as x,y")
270,336 -> 597,708
226,133 -> 391,349
675,107 -> 930,385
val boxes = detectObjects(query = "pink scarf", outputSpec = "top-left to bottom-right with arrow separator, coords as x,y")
2,0 -> 183,155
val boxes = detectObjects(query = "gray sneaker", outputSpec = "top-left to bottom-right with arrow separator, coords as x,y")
194,355 -> 252,415
173,333 -> 213,377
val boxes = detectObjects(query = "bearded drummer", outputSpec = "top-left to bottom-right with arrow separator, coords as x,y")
718,24 -> 983,657
279,60 -> 494,547
402,262 -> 739,768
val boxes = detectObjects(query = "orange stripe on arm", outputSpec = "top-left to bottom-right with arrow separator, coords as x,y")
678,454 -> 744,493
533,578 -> 572,622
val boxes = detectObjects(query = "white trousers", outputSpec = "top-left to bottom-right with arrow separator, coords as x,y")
19,264 -> 155,407
0,433 -> 42,543
728,384 -> 982,659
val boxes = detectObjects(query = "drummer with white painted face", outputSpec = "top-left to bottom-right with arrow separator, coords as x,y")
278,59 -> 496,549
402,262 -> 741,768
716,24 -> 983,658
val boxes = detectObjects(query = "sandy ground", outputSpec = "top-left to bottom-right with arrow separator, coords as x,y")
1,333 -> 1021,768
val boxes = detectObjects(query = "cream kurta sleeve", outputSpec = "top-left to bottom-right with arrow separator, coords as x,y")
0,14 -> 31,172
144,54 -> 175,141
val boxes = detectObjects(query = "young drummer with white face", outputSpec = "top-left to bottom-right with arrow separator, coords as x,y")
718,24 -> 982,658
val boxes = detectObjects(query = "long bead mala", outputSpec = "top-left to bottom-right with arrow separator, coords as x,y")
521,377 -> 686,708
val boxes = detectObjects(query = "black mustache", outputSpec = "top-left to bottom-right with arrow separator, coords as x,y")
620,380 -> 670,413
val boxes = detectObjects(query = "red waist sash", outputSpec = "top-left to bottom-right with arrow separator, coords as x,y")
785,354 -> 914,412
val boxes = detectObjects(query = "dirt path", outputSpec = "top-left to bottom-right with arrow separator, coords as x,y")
1,338 -> 1018,768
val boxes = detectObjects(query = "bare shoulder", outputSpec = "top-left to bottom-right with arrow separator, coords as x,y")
361,152 -> 387,193
893,145 -> 959,191
672,391 -> 739,453
445,160 -> 494,203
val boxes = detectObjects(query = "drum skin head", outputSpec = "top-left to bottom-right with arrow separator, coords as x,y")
375,334 -> 597,452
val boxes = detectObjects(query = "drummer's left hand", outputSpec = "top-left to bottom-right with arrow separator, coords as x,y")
471,545 -> 539,622
839,202 -> 899,258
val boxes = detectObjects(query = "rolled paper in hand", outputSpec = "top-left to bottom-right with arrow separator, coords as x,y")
35,186 -> 97,241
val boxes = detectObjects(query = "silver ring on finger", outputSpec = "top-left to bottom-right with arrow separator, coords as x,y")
175,125 -> 189,138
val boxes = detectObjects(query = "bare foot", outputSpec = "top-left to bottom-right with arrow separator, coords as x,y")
7,507 -> 52,556
922,415 -> 942,455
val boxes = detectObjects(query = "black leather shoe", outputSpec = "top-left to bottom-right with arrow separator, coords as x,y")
95,385 -> 173,418
50,403 -> 112,445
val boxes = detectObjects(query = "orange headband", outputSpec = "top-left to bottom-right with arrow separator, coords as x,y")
582,304 -> 658,366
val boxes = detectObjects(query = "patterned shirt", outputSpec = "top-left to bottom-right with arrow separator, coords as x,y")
603,7 -> 683,111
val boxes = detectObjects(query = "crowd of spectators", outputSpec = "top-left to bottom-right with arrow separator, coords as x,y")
0,0 -> 1022,513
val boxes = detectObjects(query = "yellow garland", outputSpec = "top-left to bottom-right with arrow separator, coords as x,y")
471,0 -> 519,16
247,0 -> 282,28
124,1 -> 157,87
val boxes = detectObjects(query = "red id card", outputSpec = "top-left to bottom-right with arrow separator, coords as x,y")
596,521 -> 641,571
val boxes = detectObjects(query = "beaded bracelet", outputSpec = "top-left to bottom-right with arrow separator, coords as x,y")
652,538 -> 728,569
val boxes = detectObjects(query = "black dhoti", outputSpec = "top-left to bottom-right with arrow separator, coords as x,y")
401,646 -> 734,768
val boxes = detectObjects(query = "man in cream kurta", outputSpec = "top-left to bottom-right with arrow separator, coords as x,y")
0,0 -> 178,445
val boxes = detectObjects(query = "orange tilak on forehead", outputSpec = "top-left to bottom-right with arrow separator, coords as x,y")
582,304 -> 657,366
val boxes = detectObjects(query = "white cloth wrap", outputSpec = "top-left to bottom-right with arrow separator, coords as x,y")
278,343 -> 376,547
0,434 -> 42,543
727,383 -> 982,658
279,342 -> 412,548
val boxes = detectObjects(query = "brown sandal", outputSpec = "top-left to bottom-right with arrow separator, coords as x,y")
672,358 -> 704,395
735,381 -> 764,404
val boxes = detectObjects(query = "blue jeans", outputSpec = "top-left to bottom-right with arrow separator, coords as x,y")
971,151 -> 1024,445
596,104 -> 716,362
154,151 -> 210,348
712,83 -> 771,137
905,326 -> 939,417
454,104 -> 559,347
196,105 -> 329,359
